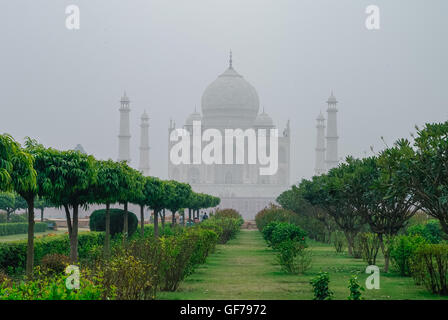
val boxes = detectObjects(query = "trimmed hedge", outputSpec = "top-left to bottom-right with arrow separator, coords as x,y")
89,208 -> 138,237
0,223 -> 47,236
0,232 -> 104,274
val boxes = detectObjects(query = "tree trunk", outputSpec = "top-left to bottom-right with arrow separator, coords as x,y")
69,204 -> 79,264
140,204 -> 145,237
154,209 -> 159,238
182,212 -> 185,226
161,209 -> 165,229
104,203 -> 111,257
123,202 -> 128,244
188,208 -> 192,225
172,210 -> 176,226
344,231 -> 354,256
40,208 -> 44,222
379,234 -> 390,272
25,197 -> 35,278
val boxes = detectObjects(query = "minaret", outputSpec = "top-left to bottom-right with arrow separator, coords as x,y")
118,92 -> 131,163
325,91 -> 339,170
315,112 -> 326,175
139,111 -> 150,176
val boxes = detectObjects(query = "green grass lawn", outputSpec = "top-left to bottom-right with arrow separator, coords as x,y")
159,229 -> 448,300
0,228 -> 90,243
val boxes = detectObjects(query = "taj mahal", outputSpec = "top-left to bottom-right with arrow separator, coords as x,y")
117,52 -> 339,220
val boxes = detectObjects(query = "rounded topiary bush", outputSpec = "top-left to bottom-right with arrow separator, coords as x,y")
89,208 -> 138,237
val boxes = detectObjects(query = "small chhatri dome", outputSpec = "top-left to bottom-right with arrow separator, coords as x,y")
317,111 -> 325,121
201,52 -> 260,128
121,91 -> 130,103
141,110 -> 149,120
185,108 -> 202,126
254,109 -> 274,127
327,91 -> 337,104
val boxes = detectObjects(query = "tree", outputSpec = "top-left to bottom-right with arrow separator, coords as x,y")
0,134 -> 17,191
35,197 -> 54,222
165,180 -> 192,226
116,163 -> 143,243
300,166 -> 366,256
144,177 -> 167,238
404,122 -> 448,235
91,160 -> 126,255
8,137 -> 37,276
33,147 -> 96,263
0,192 -> 16,222
128,171 -> 146,238
364,148 -> 418,272
277,185 -> 336,243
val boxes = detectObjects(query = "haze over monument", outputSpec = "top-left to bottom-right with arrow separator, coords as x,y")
0,0 -> 446,186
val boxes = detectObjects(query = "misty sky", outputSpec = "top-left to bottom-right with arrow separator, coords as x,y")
0,0 -> 447,185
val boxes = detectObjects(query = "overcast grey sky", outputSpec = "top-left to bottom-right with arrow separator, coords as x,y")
0,0 -> 447,184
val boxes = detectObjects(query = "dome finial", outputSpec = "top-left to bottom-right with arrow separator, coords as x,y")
229,50 -> 233,69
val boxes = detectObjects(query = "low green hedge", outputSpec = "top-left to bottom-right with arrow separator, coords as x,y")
0,223 -> 47,236
90,208 -> 138,237
0,232 -> 104,274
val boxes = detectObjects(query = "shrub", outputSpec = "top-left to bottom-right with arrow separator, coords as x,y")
184,227 -> 218,276
265,222 -> 307,249
89,208 -> 138,237
214,208 -> 242,220
332,231 -> 346,253
347,275 -> 364,300
276,240 -> 311,274
201,217 -> 241,244
358,233 -> 381,265
0,268 -> 104,300
40,253 -> 70,275
310,272 -> 333,300
407,220 -> 443,244
100,250 -> 159,300
255,205 -> 301,231
390,234 -> 427,276
352,234 -> 363,259
0,232 -> 104,274
0,222 -> 47,236
410,244 -> 448,295
0,270 -> 12,288
159,235 -> 197,291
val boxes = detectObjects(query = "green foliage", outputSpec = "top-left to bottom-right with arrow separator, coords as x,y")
40,253 -> 70,275
0,268 -> 104,300
310,272 -> 333,300
275,240 -> 312,274
214,208 -> 242,220
89,208 -> 138,237
201,216 -> 242,244
332,231 -> 346,253
0,222 -> 47,236
390,234 -> 427,276
262,222 -> 307,249
410,244 -> 448,295
255,205 -> 301,231
358,232 -> 381,265
347,275 -> 364,300
0,232 -> 105,274
100,246 -> 159,300
407,220 -> 443,244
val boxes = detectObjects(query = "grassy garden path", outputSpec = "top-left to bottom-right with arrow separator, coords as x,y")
159,229 -> 448,300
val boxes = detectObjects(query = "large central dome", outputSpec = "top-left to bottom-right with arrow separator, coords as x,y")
201,61 -> 260,128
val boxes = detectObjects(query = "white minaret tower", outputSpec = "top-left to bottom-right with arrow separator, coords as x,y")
325,91 -> 339,170
118,92 -> 131,163
139,111 -> 150,176
315,112 -> 326,175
